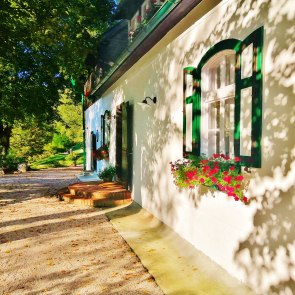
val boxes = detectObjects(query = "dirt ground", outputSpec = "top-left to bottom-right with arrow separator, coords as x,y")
0,167 -> 164,295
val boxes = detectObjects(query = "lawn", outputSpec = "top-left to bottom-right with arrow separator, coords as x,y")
30,151 -> 83,170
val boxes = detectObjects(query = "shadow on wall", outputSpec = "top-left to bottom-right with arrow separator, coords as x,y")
137,0 -> 294,293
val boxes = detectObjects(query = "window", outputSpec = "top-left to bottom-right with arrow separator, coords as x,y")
201,50 -> 235,158
183,27 -> 263,167
101,110 -> 111,146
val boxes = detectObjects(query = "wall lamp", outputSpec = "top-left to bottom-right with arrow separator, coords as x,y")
141,96 -> 157,105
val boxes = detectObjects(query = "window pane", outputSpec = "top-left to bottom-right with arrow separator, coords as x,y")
208,101 -> 220,155
200,50 -> 236,158
185,74 -> 193,97
185,103 -> 193,152
226,55 -> 235,86
224,97 -> 234,157
240,87 -> 252,156
241,43 -> 253,79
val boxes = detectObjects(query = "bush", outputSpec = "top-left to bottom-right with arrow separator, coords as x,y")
0,153 -> 23,172
98,165 -> 117,181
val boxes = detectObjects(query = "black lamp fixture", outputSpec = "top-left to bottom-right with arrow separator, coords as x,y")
141,96 -> 157,105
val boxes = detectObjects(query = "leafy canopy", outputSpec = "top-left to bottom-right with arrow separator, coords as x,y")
0,0 -> 117,153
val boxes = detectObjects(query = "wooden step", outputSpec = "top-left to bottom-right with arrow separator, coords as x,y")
60,192 -> 131,207
58,181 -> 132,208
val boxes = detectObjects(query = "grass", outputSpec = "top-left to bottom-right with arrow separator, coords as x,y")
29,150 -> 83,170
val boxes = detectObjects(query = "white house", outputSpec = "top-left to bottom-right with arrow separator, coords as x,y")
84,0 -> 295,293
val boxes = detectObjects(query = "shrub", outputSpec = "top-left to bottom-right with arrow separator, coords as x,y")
98,165 -> 117,181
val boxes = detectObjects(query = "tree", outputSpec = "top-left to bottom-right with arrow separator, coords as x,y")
56,90 -> 83,145
10,118 -> 53,160
0,0 -> 117,155
44,89 -> 83,154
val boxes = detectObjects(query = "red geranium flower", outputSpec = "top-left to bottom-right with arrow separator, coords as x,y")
223,176 -> 232,184
235,175 -> 244,181
211,177 -> 217,183
186,170 -> 197,180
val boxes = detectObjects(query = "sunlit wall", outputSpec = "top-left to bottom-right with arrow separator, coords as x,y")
85,0 -> 295,293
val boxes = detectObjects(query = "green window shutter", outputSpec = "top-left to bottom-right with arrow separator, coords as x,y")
234,27 -> 263,167
183,67 -> 201,158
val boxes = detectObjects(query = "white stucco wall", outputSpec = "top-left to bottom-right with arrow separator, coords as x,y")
85,0 -> 295,293
85,97 -> 112,172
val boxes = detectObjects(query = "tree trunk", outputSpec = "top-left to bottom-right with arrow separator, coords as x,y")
0,122 -> 12,155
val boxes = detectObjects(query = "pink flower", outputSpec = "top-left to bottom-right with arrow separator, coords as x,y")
212,167 -> 219,174
234,157 -> 240,162
217,184 -> 224,190
211,177 -> 217,183
186,170 -> 197,180
223,176 -> 233,184
235,175 -> 244,181
200,178 -> 205,184
226,186 -> 234,192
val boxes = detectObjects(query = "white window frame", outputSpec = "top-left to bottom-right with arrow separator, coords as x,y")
200,50 -> 236,158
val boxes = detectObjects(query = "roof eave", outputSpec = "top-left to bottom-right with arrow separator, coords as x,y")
91,0 -> 203,99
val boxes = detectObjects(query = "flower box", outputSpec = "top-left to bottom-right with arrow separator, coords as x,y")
170,154 -> 249,203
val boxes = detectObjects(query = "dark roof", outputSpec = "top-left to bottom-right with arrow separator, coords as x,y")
98,20 -> 128,71
115,0 -> 145,19
91,0 -> 203,99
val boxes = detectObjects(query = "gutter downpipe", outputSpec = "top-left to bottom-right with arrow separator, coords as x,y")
89,0 -> 182,98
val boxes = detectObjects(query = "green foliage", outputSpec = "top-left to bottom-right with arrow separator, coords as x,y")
44,133 -> 72,154
0,152 -> 23,171
64,151 -> 81,167
43,89 -> 83,154
56,89 -> 83,144
98,165 -> 117,181
0,0 -> 117,154
10,119 -> 52,160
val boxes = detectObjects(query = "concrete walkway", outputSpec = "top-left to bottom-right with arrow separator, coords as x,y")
106,202 -> 256,295
0,168 -> 163,295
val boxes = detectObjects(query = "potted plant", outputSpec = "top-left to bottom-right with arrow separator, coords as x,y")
98,165 -> 117,182
94,145 -> 109,161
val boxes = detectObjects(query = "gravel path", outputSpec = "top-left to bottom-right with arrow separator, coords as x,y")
0,168 -> 164,295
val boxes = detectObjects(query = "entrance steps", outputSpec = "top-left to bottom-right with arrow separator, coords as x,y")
57,181 -> 132,207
